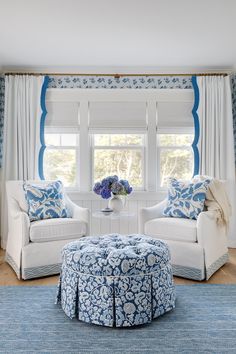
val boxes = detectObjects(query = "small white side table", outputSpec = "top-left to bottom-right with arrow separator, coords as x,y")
92,211 -> 136,235
92,211 -> 135,220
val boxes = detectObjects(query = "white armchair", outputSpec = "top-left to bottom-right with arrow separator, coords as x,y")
5,180 -> 90,280
139,199 -> 229,280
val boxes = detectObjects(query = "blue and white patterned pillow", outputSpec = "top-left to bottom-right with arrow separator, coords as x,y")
23,180 -> 68,222
163,178 -> 211,220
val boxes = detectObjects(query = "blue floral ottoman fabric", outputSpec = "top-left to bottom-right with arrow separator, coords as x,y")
56,234 -> 175,327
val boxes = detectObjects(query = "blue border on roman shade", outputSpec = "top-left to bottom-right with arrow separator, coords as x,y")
191,76 -> 200,176
38,75 -> 49,179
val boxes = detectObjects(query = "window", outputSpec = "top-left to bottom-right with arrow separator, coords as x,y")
92,134 -> 145,189
44,89 -> 195,193
157,133 -> 194,187
44,133 -> 78,187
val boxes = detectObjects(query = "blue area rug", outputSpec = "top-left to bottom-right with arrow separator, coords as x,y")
0,285 -> 236,354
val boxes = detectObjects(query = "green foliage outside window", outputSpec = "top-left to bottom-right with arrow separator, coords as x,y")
93,134 -> 144,188
43,133 -> 194,189
94,149 -> 142,187
159,134 -> 193,186
44,149 -> 76,187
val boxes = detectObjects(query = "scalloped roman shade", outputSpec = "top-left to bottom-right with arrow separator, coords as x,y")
157,101 -> 194,131
45,102 -> 80,131
89,101 -> 147,132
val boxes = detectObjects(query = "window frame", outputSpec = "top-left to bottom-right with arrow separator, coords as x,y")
157,128 -> 194,189
91,133 -> 146,191
44,128 -> 80,189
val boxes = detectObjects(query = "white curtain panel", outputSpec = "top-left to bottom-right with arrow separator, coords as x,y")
197,75 -> 236,247
1,75 -> 45,249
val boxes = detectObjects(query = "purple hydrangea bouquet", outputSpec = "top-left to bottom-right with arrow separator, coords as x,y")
93,175 -> 133,199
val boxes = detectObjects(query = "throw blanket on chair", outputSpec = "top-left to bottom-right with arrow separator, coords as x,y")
193,176 -> 231,228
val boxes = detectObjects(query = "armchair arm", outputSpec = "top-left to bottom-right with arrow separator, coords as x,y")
9,211 -> 30,246
139,199 -> 167,233
6,197 -> 30,279
7,196 -> 30,248
65,196 -> 90,235
197,211 -> 228,278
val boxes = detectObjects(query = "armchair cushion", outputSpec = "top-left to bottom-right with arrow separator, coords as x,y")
30,218 -> 87,243
163,178 -> 210,220
23,180 -> 68,221
145,217 -> 197,243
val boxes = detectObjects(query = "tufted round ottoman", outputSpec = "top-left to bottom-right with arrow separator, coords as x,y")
56,234 -> 175,327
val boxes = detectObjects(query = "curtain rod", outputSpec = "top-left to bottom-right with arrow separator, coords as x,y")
3,72 -> 229,77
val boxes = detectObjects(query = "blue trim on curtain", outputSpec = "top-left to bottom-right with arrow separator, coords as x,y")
191,76 -> 200,176
38,75 -> 49,179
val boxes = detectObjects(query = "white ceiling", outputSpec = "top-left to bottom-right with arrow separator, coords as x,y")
0,0 -> 235,73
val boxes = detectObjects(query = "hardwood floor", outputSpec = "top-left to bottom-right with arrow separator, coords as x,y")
0,248 -> 236,285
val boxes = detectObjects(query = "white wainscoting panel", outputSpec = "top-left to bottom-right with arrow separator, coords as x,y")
68,192 -> 164,236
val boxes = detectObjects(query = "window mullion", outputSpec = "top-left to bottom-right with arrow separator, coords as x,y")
79,101 -> 90,192
147,101 -> 157,192
93,146 -> 143,150
46,146 -> 75,150
76,134 -> 80,188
